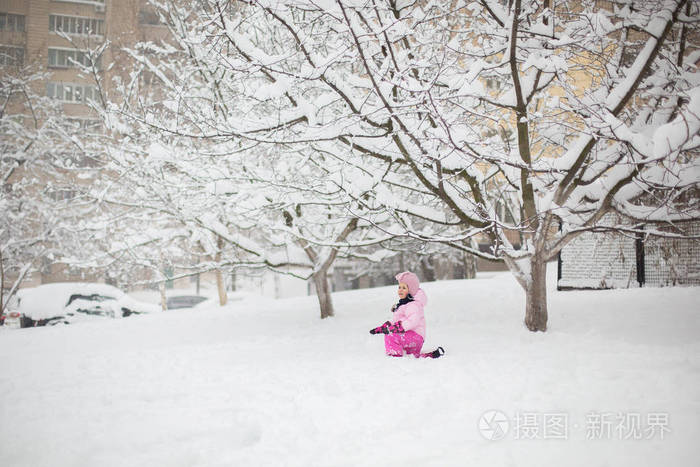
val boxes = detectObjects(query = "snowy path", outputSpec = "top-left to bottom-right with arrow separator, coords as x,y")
1,272 -> 698,466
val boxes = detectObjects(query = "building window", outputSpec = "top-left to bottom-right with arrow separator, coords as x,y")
138,7 -> 161,25
48,47 -> 101,69
46,81 -> 99,104
46,189 -> 77,202
0,45 -> 24,66
49,15 -> 104,36
67,118 -> 101,132
0,13 -> 26,32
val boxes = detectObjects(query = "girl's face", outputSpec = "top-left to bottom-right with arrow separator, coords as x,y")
398,282 -> 409,299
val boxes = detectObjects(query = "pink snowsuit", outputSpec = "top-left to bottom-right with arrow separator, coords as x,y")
385,288 -> 427,357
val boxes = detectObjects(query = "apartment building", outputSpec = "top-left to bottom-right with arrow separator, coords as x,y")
0,0 -> 171,286
0,0 -> 168,123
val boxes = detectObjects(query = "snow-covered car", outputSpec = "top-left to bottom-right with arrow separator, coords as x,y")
6,283 -> 160,328
166,295 -> 208,310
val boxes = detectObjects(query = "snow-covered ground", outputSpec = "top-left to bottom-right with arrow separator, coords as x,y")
1,270 -> 698,467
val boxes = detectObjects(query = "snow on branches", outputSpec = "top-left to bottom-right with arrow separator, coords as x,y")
91,0 -> 698,329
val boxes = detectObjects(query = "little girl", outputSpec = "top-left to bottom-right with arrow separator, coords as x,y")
369,271 -> 444,358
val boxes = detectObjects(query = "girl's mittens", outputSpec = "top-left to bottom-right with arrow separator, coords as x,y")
388,321 -> 405,334
369,321 -> 392,334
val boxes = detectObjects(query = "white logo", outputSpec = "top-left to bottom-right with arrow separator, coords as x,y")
478,410 -> 510,441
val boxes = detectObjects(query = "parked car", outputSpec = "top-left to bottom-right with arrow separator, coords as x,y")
166,295 -> 208,310
4,282 -> 160,328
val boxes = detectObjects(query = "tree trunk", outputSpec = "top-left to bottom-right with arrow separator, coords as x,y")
0,249 -> 4,314
159,281 -> 167,311
215,236 -> 227,306
313,269 -> 335,319
159,255 -> 168,311
420,256 -> 436,282
216,269 -> 228,306
464,252 -> 477,279
524,257 -> 548,332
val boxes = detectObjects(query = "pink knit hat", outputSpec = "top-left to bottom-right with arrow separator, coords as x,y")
395,271 -> 420,296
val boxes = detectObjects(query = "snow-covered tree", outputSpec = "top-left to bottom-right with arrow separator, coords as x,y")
90,112 -> 391,317
0,66 -> 97,313
76,2 -> 404,319
134,0 -> 699,331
